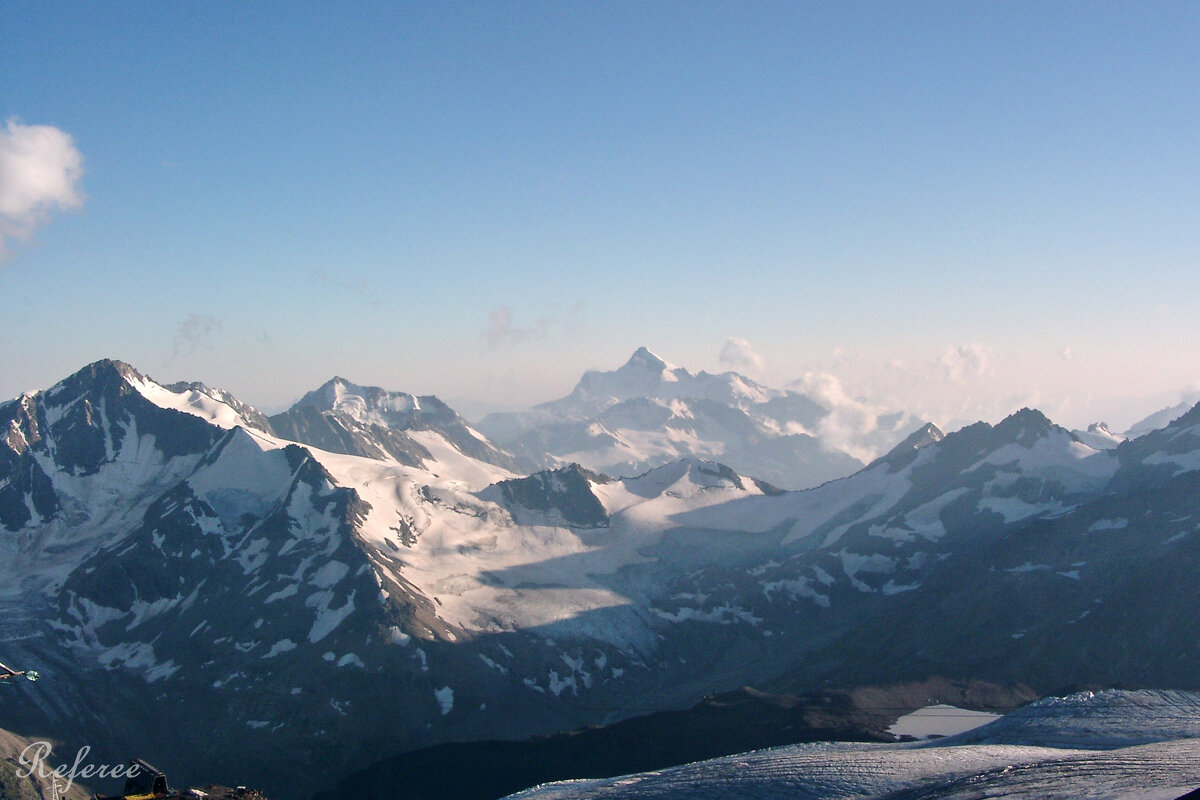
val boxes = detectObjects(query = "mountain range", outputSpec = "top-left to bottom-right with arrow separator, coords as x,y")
2,355 -> 1200,799
476,347 -> 921,490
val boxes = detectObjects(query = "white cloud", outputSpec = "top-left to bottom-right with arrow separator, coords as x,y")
718,337 -> 764,371
938,343 -> 994,383
794,371 -> 888,463
796,371 -> 851,409
0,118 -> 84,262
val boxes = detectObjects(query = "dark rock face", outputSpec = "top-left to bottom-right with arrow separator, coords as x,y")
484,465 -> 610,528
0,360 -> 221,533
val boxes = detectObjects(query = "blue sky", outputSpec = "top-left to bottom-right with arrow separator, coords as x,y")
3,2 -> 1198,429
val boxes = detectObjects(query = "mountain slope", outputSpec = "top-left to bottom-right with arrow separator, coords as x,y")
1125,391 -> 1200,438
762,406 -> 1200,693
502,690 -> 1200,800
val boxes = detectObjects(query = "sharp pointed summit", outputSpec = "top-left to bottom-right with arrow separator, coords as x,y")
992,407 -> 1063,447
871,421 -> 945,471
623,346 -> 671,372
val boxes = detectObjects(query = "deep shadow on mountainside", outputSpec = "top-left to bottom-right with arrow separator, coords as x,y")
310,678 -> 1038,800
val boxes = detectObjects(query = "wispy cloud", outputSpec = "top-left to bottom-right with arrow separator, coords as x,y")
487,306 -> 514,346
0,118 -> 84,263
485,302 -> 583,349
718,337 -> 764,371
313,270 -> 381,306
170,313 -> 221,360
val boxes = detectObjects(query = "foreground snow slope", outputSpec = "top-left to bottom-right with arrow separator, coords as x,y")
507,691 -> 1200,800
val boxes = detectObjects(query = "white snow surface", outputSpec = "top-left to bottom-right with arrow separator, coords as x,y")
1144,443 -> 1200,473
1072,422 -> 1125,450
323,451 -> 777,649
130,375 -> 261,430
969,430 -> 1114,491
505,691 -> 1200,800
310,448 -> 634,640
434,685 -> 454,715
185,428 -> 295,532
405,428 -> 516,490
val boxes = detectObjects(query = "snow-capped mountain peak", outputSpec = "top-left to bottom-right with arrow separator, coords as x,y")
159,381 -> 274,434
478,349 -> 920,490
81,361 -> 275,434
292,376 -> 424,428
991,407 -> 1062,448
270,377 -> 516,473
1071,421 -> 1125,451
561,348 -> 779,417
568,348 -> 684,412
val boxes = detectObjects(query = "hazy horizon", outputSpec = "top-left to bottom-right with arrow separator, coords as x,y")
2,345 -> 1194,441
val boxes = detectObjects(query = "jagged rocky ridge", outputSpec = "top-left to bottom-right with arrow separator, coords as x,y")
268,377 -> 517,471
4,360 -> 1200,799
